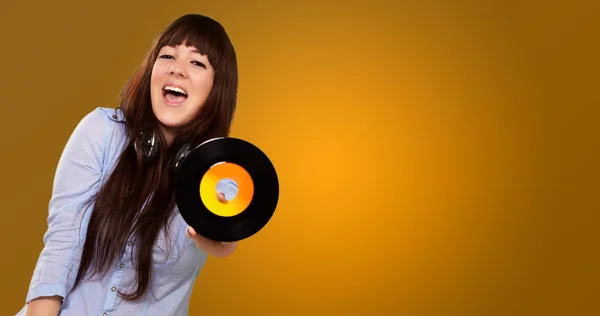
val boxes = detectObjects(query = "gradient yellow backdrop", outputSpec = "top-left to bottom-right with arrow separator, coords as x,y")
1,0 -> 599,315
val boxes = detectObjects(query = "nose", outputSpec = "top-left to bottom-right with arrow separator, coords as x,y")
168,61 -> 187,78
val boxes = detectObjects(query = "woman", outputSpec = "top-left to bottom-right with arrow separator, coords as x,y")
18,13 -> 240,316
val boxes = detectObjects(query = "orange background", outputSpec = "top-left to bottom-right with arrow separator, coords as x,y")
1,0 -> 599,315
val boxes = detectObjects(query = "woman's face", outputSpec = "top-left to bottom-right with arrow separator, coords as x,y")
150,43 -> 215,140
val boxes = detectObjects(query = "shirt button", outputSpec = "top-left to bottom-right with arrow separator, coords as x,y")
111,286 -> 117,292
103,313 -> 108,316
127,241 -> 133,246
119,264 -> 125,269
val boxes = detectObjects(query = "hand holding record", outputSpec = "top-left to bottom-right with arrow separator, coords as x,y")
174,137 -> 279,243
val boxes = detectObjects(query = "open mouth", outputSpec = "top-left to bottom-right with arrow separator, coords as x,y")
162,85 -> 188,105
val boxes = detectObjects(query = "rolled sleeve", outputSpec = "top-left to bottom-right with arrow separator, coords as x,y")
26,109 -> 108,303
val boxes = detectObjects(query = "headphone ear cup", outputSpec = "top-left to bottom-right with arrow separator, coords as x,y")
134,129 -> 159,162
172,143 -> 191,174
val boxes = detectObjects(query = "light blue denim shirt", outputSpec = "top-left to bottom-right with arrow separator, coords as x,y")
17,107 -> 237,316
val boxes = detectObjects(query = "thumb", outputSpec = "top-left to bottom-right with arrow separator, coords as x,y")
216,191 -> 227,203
186,226 -> 197,238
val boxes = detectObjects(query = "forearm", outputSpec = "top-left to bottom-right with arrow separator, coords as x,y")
26,296 -> 62,316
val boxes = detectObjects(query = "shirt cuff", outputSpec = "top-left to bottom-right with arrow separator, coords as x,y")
26,282 -> 67,304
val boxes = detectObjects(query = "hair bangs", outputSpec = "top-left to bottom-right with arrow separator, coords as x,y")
156,15 -> 228,71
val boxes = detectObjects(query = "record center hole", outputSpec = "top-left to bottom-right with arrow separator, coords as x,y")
216,178 -> 239,202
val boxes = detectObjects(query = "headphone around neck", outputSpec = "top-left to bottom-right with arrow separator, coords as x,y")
134,128 -> 193,175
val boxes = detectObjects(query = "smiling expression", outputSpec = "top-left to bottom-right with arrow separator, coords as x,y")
150,43 -> 215,140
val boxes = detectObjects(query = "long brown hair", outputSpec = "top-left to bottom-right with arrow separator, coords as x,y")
72,14 -> 238,301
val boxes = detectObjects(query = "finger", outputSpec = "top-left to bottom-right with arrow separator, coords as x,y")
186,226 -> 197,238
216,191 -> 227,203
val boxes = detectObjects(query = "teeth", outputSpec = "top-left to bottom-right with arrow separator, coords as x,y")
164,85 -> 187,96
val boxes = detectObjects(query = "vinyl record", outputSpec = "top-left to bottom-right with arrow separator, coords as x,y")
173,137 -> 279,242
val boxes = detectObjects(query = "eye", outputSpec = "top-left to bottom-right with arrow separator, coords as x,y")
191,60 -> 206,68
159,54 -> 174,59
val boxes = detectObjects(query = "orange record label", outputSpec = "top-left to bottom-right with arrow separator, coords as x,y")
199,162 -> 254,217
